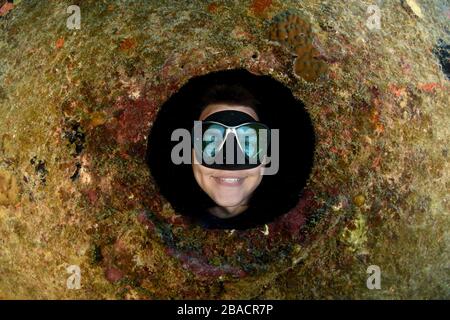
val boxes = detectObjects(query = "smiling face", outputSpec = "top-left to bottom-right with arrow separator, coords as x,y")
192,104 -> 265,218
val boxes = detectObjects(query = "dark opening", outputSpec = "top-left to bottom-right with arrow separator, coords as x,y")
146,69 -> 315,230
433,39 -> 449,80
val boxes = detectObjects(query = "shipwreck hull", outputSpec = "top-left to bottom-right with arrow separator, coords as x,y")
0,0 -> 448,299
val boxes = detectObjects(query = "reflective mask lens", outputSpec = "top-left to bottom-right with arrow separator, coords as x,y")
201,122 -> 270,164
202,123 -> 225,158
235,123 -> 269,159
193,110 -> 270,170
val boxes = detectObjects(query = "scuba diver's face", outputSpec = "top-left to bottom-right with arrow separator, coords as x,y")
192,104 -> 265,217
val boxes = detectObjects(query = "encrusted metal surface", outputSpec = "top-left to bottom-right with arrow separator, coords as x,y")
0,0 -> 448,299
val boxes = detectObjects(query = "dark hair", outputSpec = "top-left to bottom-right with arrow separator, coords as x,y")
196,83 -> 261,118
147,69 -> 315,229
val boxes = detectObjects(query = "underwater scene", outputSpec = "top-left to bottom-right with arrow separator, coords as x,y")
0,0 -> 449,302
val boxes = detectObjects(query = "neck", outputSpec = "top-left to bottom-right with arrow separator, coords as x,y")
209,204 -> 248,219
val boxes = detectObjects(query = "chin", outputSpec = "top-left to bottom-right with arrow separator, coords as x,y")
212,195 -> 245,208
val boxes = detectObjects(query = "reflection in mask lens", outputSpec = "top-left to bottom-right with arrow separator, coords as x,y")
236,124 -> 265,159
202,125 -> 224,158
201,122 -> 269,160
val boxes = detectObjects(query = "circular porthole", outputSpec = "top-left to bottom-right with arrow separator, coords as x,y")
147,69 -> 316,230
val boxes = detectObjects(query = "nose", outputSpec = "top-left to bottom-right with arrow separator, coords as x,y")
222,134 -> 246,166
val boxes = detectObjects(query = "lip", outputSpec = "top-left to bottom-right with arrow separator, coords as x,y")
211,175 -> 246,186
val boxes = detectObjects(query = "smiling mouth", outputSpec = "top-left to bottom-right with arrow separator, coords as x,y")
211,176 -> 246,186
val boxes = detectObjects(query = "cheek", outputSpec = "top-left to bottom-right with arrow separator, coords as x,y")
192,165 -> 206,187
192,164 -> 216,194
243,172 -> 263,193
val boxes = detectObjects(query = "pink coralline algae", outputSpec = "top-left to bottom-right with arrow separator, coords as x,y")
166,248 -> 247,279
268,189 -> 317,241
109,96 -> 158,146
105,267 -> 125,283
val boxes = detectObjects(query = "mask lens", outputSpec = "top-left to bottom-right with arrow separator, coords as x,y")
194,120 -> 270,169
202,123 -> 226,158
236,123 -> 270,159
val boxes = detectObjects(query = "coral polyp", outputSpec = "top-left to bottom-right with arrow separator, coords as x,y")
268,11 -> 328,82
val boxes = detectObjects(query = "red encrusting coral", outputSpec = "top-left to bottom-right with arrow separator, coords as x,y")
166,247 -> 247,279
269,189 -> 317,240
105,267 -> 125,283
112,97 -> 158,145
250,0 -> 273,16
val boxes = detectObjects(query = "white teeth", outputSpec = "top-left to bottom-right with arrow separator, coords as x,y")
218,177 -> 241,183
